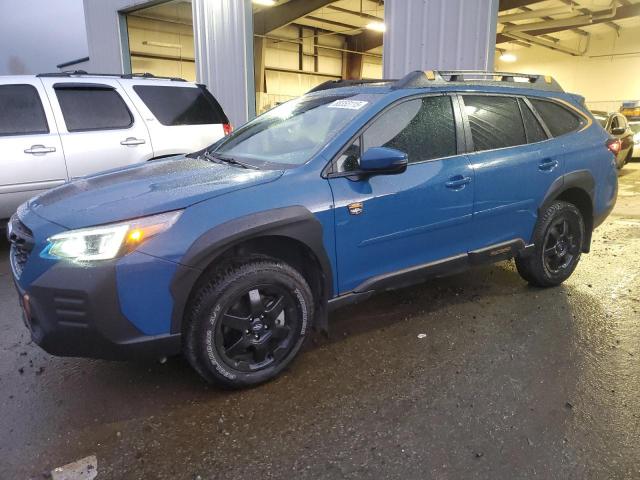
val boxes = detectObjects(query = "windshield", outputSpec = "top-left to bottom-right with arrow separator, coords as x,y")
209,93 -> 381,169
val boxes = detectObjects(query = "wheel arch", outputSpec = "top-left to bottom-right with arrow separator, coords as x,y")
540,170 -> 595,253
169,206 -> 333,335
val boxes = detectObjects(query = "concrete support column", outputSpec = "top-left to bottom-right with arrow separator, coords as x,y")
383,0 -> 499,78
192,0 -> 255,127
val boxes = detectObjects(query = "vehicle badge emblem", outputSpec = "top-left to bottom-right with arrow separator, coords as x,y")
347,202 -> 364,215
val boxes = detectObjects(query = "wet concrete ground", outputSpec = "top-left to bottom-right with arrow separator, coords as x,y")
1,164 -> 639,479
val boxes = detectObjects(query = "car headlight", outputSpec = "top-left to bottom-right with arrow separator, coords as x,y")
634,132 -> 640,145
46,210 -> 182,261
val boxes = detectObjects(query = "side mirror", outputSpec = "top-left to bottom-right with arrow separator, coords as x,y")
359,147 -> 408,175
611,126 -> 626,136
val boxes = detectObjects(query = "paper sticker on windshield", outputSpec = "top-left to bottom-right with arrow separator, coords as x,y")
328,100 -> 368,110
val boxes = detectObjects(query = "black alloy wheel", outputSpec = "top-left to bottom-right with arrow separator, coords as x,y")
216,285 -> 299,372
184,258 -> 314,388
515,201 -> 584,287
542,217 -> 580,275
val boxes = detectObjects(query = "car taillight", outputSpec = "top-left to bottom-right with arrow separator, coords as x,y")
607,138 -> 621,155
223,123 -> 233,136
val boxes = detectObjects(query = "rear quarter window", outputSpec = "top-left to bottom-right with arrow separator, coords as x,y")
0,84 -> 48,136
133,85 -> 228,126
529,98 -> 585,137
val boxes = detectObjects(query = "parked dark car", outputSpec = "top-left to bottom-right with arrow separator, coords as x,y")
591,110 -> 634,168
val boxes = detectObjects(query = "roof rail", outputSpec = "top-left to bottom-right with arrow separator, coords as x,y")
36,71 -> 187,82
392,70 -> 564,92
308,78 -> 395,93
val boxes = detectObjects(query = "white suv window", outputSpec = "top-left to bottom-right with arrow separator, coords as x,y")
54,85 -> 133,132
0,84 -> 48,136
133,85 -> 228,126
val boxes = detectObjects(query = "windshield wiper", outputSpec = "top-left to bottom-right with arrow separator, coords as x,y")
201,151 -> 255,169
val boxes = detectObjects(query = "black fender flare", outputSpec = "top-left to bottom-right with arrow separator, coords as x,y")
539,169 -> 595,250
169,206 -> 333,334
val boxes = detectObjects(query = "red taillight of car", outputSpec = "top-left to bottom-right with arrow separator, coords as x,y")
223,123 -> 233,136
607,138 -> 621,155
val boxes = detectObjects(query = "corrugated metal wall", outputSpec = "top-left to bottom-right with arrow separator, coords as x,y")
82,0 -> 145,73
383,0 -> 498,78
192,0 -> 255,126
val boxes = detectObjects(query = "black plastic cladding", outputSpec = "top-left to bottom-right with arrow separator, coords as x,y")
540,170 -> 597,252
169,206 -> 333,334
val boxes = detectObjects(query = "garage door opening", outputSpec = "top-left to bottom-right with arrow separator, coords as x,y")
125,0 -> 195,81
252,0 -> 385,114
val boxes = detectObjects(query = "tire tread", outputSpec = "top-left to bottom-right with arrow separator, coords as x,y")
183,256 -> 313,388
515,201 -> 584,288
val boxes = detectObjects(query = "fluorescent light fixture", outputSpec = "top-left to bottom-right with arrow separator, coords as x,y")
143,40 -> 181,49
366,21 -> 386,32
253,0 -> 276,5
499,52 -> 517,62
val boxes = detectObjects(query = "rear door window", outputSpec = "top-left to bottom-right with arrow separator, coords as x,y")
529,98 -> 584,137
0,84 -> 48,136
55,85 -> 133,132
463,95 -> 526,151
133,85 -> 228,126
518,98 -> 547,143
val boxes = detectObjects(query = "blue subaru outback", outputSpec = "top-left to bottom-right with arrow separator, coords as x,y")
8,70 -> 618,388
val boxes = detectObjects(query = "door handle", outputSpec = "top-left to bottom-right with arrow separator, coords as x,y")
445,175 -> 471,189
24,145 -> 56,155
120,137 -> 146,146
538,159 -> 558,171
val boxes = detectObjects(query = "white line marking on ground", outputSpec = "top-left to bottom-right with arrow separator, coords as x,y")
51,455 -> 98,480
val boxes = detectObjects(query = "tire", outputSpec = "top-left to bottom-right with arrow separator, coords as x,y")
625,148 -> 633,165
184,257 -> 314,388
515,201 -> 584,288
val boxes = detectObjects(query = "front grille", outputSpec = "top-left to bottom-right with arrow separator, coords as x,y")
7,214 -> 34,279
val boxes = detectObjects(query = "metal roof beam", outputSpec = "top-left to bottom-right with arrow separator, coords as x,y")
346,29 -> 383,52
304,15 -> 361,31
253,0 -> 336,36
498,0 -> 545,12
516,3 -> 590,37
497,2 -> 640,43
325,4 -> 383,22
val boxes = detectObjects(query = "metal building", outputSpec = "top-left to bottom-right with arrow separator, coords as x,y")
80,0 -> 499,126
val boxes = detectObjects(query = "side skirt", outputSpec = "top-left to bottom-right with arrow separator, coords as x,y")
328,239 -> 529,311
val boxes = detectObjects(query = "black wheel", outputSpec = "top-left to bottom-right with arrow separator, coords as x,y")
184,257 -> 314,388
625,148 -> 633,165
515,201 -> 584,287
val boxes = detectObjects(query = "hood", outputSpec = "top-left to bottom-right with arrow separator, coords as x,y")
29,156 -> 283,229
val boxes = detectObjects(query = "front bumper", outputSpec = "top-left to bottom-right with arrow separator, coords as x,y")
13,259 -> 181,360
8,207 -> 183,361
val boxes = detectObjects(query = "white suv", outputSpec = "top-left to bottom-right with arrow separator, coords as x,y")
0,72 -> 231,220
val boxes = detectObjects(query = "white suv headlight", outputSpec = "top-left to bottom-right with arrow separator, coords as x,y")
47,210 -> 182,261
